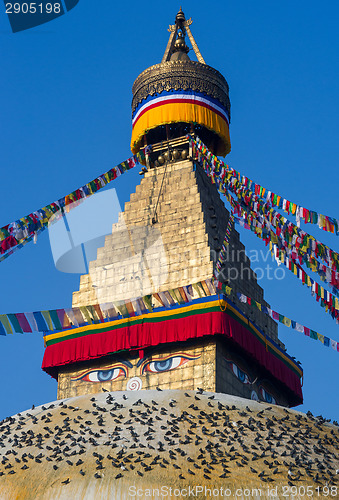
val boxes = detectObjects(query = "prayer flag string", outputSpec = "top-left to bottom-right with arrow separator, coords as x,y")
189,136 -> 339,320
232,213 -> 339,320
0,148 -> 147,260
213,281 -> 338,353
224,186 -> 339,320
190,136 -> 339,273
224,189 -> 339,317
190,137 -> 338,234
0,278 -> 337,354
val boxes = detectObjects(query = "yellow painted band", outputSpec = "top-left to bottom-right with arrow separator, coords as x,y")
45,300 -> 219,342
130,102 -> 231,157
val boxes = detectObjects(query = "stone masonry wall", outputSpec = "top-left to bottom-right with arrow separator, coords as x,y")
72,157 -> 280,346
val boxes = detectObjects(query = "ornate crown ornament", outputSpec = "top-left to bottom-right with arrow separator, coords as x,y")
130,8 -> 231,157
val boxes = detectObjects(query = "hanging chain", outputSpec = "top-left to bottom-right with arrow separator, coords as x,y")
152,142 -> 171,224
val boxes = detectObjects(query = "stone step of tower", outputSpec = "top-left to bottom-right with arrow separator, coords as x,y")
72,156 -> 281,346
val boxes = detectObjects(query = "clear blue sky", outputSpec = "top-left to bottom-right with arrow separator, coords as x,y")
0,1 -> 338,420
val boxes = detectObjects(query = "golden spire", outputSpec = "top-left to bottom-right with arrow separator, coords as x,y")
161,8 -> 206,64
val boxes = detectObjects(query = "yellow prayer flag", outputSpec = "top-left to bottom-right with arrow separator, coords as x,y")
283,317 -> 291,327
80,307 -> 93,324
271,233 -> 278,245
0,315 -> 13,334
192,283 -> 204,298
41,311 -> 54,331
317,333 -> 324,344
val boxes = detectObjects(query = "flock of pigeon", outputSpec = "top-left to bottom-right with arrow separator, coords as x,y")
0,389 -> 338,498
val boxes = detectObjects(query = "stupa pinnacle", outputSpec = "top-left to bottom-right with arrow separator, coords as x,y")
131,8 -> 231,157
1,11 -> 337,500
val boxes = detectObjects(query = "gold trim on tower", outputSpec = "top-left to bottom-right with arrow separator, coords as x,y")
131,61 -> 230,116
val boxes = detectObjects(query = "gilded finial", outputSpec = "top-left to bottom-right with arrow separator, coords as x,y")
175,7 -> 186,24
172,31 -> 189,55
163,9 -> 206,65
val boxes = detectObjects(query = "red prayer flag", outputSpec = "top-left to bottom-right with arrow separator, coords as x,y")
93,304 -> 105,322
16,313 -> 32,333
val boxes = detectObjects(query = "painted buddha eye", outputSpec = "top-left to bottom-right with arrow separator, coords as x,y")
231,363 -> 250,384
251,390 -> 260,402
259,387 -> 276,404
143,355 -> 191,374
73,367 -> 126,383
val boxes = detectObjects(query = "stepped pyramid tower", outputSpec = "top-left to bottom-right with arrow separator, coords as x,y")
42,8 -> 302,408
2,11 -> 338,500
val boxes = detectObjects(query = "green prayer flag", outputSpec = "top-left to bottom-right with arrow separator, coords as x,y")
49,310 -> 62,330
142,295 -> 153,312
114,302 -> 129,318
79,307 -> 93,324
89,181 -> 97,193
310,330 -> 318,340
7,314 -> 23,333
137,149 -> 145,163
86,305 -> 100,324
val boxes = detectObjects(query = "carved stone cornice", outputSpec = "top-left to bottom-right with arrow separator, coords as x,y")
132,60 -> 230,121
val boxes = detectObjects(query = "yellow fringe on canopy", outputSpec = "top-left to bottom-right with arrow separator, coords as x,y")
131,101 -> 231,157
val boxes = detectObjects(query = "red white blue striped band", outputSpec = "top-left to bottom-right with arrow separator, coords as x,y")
132,92 -> 230,128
